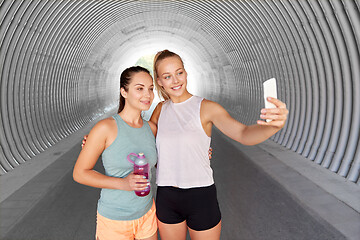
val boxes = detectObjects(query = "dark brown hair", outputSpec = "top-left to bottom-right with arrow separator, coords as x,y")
118,66 -> 150,113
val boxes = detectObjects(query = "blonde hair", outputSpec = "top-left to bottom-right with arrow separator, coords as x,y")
153,50 -> 184,101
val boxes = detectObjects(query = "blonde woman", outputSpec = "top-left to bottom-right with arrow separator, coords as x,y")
151,50 -> 288,240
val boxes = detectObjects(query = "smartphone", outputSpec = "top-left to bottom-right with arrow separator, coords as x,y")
263,78 -> 277,122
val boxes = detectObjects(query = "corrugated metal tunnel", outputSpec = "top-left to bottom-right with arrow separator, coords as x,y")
1,1 -> 360,239
1,0 -> 359,182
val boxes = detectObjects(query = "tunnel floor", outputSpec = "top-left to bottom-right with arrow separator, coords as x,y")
1,131 -> 346,240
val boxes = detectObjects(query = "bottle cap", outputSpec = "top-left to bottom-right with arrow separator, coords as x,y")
135,153 -> 147,165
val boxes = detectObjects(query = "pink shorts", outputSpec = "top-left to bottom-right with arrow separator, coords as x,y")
96,201 -> 157,240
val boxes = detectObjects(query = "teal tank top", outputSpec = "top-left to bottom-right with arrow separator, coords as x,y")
97,114 -> 157,220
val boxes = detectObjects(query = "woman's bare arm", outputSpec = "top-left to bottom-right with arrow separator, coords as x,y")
149,101 -> 163,126
148,121 -> 157,137
73,119 -> 147,191
202,98 -> 288,146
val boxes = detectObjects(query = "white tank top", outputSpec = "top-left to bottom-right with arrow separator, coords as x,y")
156,95 -> 214,188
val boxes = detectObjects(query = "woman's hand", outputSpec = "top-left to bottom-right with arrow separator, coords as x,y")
122,172 -> 149,191
81,135 -> 89,148
257,97 -> 288,128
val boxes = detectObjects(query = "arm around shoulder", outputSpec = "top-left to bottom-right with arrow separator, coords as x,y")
148,121 -> 157,136
149,101 -> 164,126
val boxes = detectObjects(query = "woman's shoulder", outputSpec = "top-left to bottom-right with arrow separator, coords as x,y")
200,98 -> 225,118
146,118 -> 158,136
149,101 -> 165,125
201,98 -> 220,108
91,117 -> 117,134
147,120 -> 157,129
156,100 -> 166,107
98,116 -> 116,126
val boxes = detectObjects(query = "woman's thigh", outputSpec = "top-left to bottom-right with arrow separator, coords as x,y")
135,231 -> 158,240
158,219 -> 188,240
188,220 -> 221,240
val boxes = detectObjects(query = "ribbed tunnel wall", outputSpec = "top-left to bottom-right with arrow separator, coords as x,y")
0,0 -> 359,184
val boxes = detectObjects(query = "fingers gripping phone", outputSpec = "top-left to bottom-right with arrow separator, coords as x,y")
263,78 -> 277,122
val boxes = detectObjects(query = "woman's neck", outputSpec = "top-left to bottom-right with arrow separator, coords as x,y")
169,91 -> 192,103
118,107 -> 143,127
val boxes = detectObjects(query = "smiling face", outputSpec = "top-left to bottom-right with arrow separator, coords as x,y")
121,71 -> 154,111
156,56 -> 189,99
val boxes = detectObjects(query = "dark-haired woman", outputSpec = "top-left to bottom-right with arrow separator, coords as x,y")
73,66 -> 158,240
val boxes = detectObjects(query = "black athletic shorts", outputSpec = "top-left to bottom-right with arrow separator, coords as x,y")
155,184 -> 221,231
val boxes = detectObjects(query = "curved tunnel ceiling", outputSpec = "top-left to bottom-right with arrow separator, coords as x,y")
0,0 -> 359,184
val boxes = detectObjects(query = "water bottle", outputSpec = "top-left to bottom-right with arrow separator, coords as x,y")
127,152 -> 150,197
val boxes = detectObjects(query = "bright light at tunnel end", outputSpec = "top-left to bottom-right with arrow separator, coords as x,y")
108,41 -> 200,120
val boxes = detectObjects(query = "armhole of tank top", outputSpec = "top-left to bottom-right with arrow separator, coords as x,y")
103,116 -> 121,152
199,98 -> 211,139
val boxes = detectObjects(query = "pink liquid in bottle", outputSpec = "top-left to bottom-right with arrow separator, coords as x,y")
132,153 -> 150,197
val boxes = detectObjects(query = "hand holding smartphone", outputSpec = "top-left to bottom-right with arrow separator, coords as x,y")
263,78 -> 277,122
